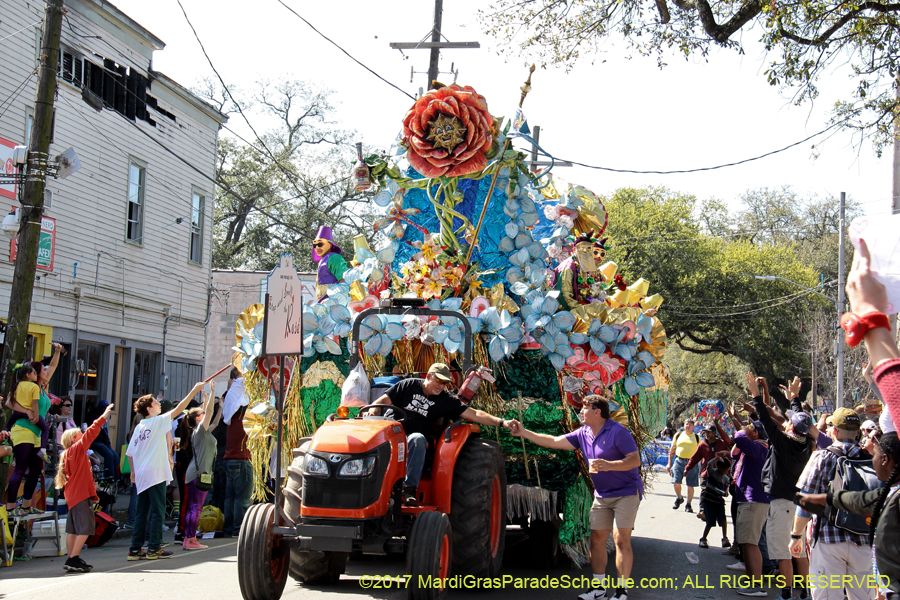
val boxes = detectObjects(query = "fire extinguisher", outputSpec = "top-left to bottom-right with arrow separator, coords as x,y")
458,366 -> 496,402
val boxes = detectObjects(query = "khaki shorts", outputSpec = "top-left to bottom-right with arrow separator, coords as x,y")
589,494 -> 640,531
736,502 -> 768,545
767,498 -> 806,559
65,498 -> 96,536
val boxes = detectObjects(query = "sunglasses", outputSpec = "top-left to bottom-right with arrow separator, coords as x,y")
313,242 -> 326,248
62,403 -> 72,407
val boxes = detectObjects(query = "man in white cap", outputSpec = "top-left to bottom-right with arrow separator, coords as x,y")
370,363 -> 515,504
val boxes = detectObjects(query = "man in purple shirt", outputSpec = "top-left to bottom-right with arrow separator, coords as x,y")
511,394 -> 642,600
731,423 -> 771,596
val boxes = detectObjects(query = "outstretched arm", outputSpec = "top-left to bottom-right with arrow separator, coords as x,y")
166,382 -> 206,421
508,419 -> 577,450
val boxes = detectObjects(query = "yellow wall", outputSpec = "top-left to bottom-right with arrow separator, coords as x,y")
0,321 -> 54,360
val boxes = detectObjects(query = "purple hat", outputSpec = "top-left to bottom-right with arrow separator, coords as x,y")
312,226 -> 342,263
786,410 -> 813,436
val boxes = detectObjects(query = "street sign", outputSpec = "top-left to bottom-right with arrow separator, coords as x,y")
0,138 -> 20,200
9,214 -> 56,271
262,253 -> 303,356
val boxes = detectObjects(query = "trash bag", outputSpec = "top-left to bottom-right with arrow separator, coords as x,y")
341,362 -> 371,407
198,505 -> 224,533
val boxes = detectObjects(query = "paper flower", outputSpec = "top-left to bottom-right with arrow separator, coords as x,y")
302,305 -> 341,357
504,196 -> 539,227
320,283 -> 351,308
432,318 -> 466,354
586,320 -> 620,355
468,307 -> 523,361
621,350 -> 655,394
509,264 -> 547,298
499,221 -> 533,254
402,315 -> 438,344
506,241 -> 547,286
373,195 -> 422,240
538,331 -> 575,371
345,241 -> 398,285
551,312 -> 588,346
401,84 -> 494,178
233,319 -> 264,373
634,313 -> 654,343
329,304 -> 352,338
520,291 -> 560,332
357,314 -> 405,357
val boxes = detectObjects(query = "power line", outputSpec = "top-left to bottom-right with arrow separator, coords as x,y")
545,123 -> 841,175
0,68 -> 37,120
0,19 -> 41,44
272,0 -> 415,101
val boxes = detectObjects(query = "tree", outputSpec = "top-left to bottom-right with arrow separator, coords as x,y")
603,187 -> 824,385
196,78 -> 378,272
479,0 -> 900,150
664,342 -> 749,425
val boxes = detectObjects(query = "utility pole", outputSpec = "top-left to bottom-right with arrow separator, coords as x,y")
811,323 -> 817,411
389,0 -> 479,91
527,126 -> 573,171
835,192 -> 846,407
427,0 -> 443,87
0,0 -> 64,400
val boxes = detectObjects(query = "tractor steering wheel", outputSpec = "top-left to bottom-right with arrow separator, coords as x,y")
355,403 -> 408,423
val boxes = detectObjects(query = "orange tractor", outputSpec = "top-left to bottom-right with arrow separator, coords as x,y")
237,302 -> 507,600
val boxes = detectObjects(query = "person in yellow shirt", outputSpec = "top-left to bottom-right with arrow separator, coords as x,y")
666,419 -> 701,512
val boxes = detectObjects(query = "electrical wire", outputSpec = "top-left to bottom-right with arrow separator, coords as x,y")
547,123 -> 841,175
0,20 -> 41,44
664,287 -> 821,317
0,68 -> 37,121
271,0 -> 415,101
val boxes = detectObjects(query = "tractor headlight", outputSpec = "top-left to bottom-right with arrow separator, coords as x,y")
338,456 -> 377,477
303,455 -> 329,477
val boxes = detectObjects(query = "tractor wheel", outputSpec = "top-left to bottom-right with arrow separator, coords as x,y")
288,547 -> 349,584
407,510 -> 452,600
448,438 -> 506,578
283,438 -> 311,523
237,503 -> 289,600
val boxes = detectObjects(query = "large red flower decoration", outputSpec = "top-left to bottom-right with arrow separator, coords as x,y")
402,84 -> 494,178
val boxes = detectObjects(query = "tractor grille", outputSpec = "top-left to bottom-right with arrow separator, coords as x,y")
302,442 -> 391,510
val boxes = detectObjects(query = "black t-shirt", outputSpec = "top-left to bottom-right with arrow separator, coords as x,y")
385,378 -> 467,439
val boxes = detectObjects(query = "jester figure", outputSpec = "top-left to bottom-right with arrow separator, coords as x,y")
552,231 -> 610,311
312,226 -> 348,301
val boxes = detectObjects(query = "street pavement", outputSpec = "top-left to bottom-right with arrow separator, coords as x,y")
1,473 -> 791,600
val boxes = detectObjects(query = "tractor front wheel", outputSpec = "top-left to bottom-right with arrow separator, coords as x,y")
407,510 -> 452,600
237,503 -> 289,600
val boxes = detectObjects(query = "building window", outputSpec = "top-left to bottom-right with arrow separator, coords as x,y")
189,190 -> 204,264
57,46 -> 85,88
73,342 -> 105,426
132,351 -> 159,401
126,159 -> 145,243
25,107 -> 33,147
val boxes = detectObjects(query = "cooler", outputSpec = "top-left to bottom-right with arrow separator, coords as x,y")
29,518 -> 65,558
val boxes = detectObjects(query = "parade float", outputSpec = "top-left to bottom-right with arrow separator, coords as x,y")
231,69 -> 669,567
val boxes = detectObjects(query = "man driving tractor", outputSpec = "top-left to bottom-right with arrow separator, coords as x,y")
370,363 -> 518,505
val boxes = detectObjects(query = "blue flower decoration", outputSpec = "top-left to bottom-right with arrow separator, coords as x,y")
506,241 -> 547,286
586,321 -> 621,355
358,314 -> 405,357
520,291 -> 559,332
623,351 -> 657,395
504,195 -> 539,227
634,313 -> 654,342
432,319 -> 466,354
302,305 -> 341,356
538,331 -> 575,371
234,320 -> 264,373
329,304 -> 352,338
509,265 -> 547,298
468,307 -> 524,362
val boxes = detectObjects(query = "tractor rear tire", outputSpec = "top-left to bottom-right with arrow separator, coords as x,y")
407,510 -> 452,600
237,503 -> 289,600
448,438 -> 506,578
288,548 -> 349,584
283,438 -> 311,523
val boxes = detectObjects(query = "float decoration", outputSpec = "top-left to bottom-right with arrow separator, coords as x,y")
236,67 -> 669,566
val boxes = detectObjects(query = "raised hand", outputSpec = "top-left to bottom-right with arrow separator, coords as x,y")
846,239 -> 887,315
745,372 -> 760,397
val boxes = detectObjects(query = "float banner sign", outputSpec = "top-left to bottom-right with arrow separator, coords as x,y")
262,253 -> 304,356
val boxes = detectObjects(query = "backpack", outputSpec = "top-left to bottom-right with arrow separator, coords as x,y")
822,446 -> 883,535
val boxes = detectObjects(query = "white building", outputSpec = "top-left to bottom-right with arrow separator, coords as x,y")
0,0 -> 227,448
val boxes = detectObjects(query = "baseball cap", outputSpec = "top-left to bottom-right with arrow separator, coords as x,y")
861,419 -> 877,431
790,411 -> 813,436
751,420 -> 768,441
831,407 -> 861,431
427,363 -> 453,383
701,424 -> 716,433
